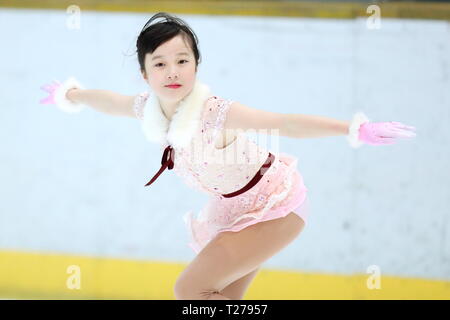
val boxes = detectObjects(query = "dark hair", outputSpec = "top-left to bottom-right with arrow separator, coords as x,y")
136,12 -> 201,74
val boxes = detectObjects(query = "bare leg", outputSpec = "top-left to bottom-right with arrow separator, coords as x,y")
174,212 -> 305,300
219,267 -> 260,300
186,267 -> 260,300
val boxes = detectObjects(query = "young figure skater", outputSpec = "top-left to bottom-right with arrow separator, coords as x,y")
39,12 -> 416,300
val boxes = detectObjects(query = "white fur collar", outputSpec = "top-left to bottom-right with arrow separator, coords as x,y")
141,79 -> 212,149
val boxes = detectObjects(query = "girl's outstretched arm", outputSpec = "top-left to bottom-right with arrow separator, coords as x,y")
284,112 -> 416,147
66,88 -> 136,118
224,101 -> 416,147
40,77 -> 139,119
224,101 -> 349,138
284,113 -> 350,139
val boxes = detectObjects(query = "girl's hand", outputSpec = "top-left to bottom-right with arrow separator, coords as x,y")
358,121 -> 417,145
39,77 -> 86,113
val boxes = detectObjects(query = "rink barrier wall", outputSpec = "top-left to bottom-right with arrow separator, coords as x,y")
0,0 -> 450,20
0,249 -> 449,299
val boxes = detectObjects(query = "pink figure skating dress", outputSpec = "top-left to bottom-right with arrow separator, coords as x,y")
134,79 -> 310,254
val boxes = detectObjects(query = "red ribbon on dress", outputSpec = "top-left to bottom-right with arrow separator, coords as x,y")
144,146 -> 275,199
144,145 -> 175,187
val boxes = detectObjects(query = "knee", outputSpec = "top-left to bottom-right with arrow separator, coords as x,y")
174,277 -> 220,300
288,212 -> 306,236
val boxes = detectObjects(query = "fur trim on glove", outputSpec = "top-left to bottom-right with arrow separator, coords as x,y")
347,111 -> 370,148
54,77 -> 87,113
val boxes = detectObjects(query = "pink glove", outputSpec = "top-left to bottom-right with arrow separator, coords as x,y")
39,76 -> 86,113
347,112 -> 416,148
39,80 -> 61,105
359,121 -> 416,145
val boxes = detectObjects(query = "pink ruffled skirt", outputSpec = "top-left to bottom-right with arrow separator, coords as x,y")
183,152 -> 310,254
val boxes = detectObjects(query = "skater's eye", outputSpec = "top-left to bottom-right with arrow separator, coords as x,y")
155,60 -> 188,67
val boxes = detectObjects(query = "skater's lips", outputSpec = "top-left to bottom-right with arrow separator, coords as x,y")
165,83 -> 181,87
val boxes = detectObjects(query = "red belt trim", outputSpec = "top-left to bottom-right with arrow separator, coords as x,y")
221,152 -> 275,198
144,145 -> 275,199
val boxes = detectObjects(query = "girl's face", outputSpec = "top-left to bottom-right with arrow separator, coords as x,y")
142,34 -> 197,110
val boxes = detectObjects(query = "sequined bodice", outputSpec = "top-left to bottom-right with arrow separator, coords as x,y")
134,93 -> 270,197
